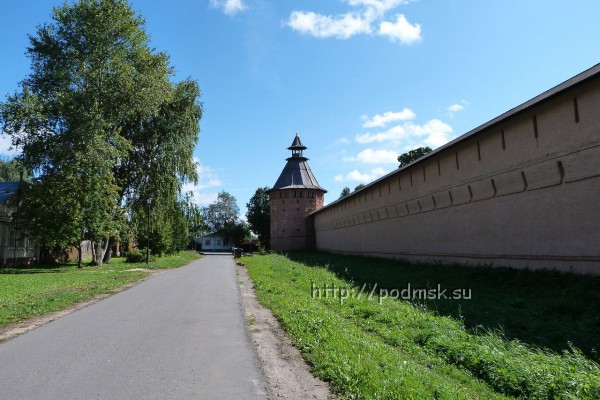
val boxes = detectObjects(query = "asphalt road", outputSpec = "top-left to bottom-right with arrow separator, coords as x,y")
0,254 -> 270,399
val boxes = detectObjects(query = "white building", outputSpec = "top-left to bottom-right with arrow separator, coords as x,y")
200,233 -> 231,252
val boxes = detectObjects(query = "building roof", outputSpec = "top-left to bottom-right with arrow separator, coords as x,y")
288,132 -> 306,150
270,158 -> 327,191
269,134 -> 327,192
0,182 -> 20,204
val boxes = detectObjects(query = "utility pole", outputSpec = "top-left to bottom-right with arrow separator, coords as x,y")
146,198 -> 152,265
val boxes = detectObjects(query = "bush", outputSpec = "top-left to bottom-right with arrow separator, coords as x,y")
125,249 -> 156,263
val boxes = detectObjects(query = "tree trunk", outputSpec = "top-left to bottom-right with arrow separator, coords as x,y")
102,237 -> 113,264
77,243 -> 82,268
91,242 -> 96,264
93,240 -> 104,266
77,231 -> 84,269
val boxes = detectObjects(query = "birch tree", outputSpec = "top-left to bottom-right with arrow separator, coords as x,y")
0,0 -> 201,263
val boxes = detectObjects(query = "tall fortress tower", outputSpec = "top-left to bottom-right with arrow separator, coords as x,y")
268,133 -> 327,251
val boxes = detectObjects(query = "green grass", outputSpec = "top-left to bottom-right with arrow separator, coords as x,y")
242,252 -> 600,399
284,252 -> 600,360
0,250 -> 201,330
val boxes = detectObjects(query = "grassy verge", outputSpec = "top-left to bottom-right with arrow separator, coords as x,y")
0,250 -> 201,330
284,251 -> 600,360
242,252 -> 600,399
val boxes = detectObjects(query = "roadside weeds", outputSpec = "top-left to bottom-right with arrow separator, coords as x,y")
237,264 -> 338,400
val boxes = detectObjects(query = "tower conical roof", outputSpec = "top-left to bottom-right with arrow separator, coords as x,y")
288,132 -> 306,150
269,133 -> 326,192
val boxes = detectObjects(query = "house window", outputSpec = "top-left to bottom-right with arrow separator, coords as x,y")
217,240 -> 221,246
205,239 -> 211,246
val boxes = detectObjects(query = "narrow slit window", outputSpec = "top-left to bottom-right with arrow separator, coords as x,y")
557,161 -> 565,182
533,116 -> 538,139
477,141 -> 481,161
501,130 -> 506,150
573,97 -> 580,123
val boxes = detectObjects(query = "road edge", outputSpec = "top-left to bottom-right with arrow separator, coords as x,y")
236,262 -> 338,400
0,269 -> 167,343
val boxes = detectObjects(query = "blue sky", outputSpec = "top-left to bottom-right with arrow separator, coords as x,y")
1,0 -> 599,216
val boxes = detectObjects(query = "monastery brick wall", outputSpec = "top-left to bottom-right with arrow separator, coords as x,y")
312,68 -> 600,274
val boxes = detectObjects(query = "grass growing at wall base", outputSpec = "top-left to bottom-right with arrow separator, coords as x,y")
0,250 -> 201,330
285,251 -> 600,361
242,252 -> 600,399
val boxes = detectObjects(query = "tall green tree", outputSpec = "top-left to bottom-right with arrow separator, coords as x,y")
20,162 -> 123,268
397,146 -> 433,167
202,191 -> 248,246
116,79 -> 201,215
202,191 -> 240,234
0,156 -> 26,182
0,0 -> 200,263
224,220 -> 250,248
246,187 -> 270,249
132,197 -> 190,256
339,187 -> 351,198
181,193 -> 207,249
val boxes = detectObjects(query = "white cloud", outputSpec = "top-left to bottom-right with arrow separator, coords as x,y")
334,167 -> 387,183
334,104 -> 457,185
286,0 -> 421,44
447,104 -> 464,112
361,108 -> 416,128
378,14 -> 421,44
188,191 -> 220,206
286,11 -> 371,39
0,135 -> 19,156
182,159 -> 223,206
446,100 -> 468,118
348,0 -> 411,14
346,148 -> 398,164
356,119 -> 454,148
210,0 -> 247,16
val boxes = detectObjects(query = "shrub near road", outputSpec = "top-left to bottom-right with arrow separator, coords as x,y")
0,251 -> 201,331
243,253 -> 600,399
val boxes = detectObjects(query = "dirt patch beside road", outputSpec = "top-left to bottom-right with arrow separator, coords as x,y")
237,264 -> 337,400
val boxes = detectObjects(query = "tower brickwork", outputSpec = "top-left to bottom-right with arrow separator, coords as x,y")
268,133 -> 326,251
